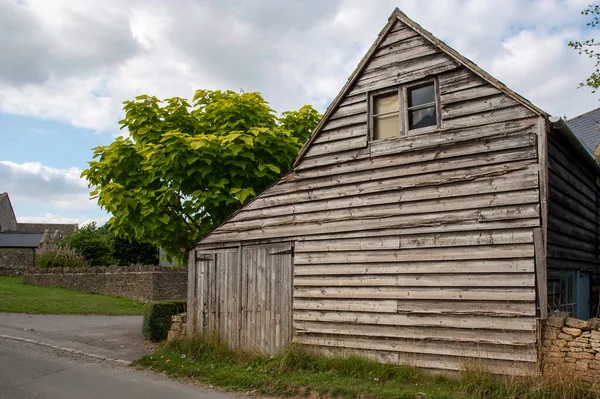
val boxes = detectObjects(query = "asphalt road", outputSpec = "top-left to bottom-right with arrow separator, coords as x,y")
0,313 -> 149,361
0,337 -> 240,399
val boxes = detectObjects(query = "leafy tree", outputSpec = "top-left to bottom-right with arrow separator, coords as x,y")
113,236 -> 158,266
62,222 -> 158,266
62,222 -> 114,266
83,90 -> 320,262
569,4 -> 600,92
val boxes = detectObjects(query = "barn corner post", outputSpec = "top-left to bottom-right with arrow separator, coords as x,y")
534,117 -> 549,369
186,248 -> 197,336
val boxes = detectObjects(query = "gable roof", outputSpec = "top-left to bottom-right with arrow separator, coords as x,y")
293,8 -> 547,167
0,232 -> 42,248
567,107 -> 600,155
193,7 -> 600,248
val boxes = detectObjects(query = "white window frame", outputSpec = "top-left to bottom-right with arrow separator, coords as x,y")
368,77 -> 440,141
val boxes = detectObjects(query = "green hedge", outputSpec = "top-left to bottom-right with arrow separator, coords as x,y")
142,300 -> 186,342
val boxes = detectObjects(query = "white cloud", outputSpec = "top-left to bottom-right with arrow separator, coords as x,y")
0,160 -> 91,210
0,0 -> 599,133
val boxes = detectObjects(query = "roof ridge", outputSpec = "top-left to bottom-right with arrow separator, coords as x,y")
567,106 -> 600,122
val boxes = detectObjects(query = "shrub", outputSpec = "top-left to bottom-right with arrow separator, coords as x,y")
62,222 -> 158,266
61,222 -> 115,266
142,300 -> 186,342
35,244 -> 90,268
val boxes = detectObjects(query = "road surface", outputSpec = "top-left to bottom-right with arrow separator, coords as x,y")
0,337 -> 240,399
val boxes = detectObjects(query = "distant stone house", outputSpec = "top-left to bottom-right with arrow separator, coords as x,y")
0,192 -> 78,273
0,193 -> 17,232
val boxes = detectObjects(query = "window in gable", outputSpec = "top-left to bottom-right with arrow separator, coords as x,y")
370,79 -> 439,141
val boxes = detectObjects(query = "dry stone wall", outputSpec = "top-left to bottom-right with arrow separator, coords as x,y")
0,248 -> 34,275
23,265 -> 187,302
542,313 -> 600,381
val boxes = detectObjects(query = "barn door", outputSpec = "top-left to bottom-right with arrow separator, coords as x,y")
240,243 -> 293,355
196,248 -> 241,348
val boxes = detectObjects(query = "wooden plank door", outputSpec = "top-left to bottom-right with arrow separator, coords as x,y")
240,243 -> 293,355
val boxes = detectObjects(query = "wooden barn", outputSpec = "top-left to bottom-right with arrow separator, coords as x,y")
187,8 -> 600,375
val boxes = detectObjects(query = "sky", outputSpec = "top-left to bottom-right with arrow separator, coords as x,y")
0,0 -> 599,226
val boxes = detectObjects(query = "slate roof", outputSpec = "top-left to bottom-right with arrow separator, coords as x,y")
0,232 -> 43,248
567,107 -> 600,155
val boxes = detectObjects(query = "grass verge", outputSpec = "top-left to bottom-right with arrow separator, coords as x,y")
0,276 -> 145,315
133,335 -> 600,399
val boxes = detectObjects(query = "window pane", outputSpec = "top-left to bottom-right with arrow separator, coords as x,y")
408,84 -> 435,107
374,92 -> 399,115
409,106 -> 436,130
374,115 -> 399,139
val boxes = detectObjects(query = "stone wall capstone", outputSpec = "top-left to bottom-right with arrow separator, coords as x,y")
22,265 -> 187,302
542,312 -> 600,381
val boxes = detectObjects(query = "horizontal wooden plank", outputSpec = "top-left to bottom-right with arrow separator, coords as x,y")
240,174 -> 539,223
548,169 -> 596,211
294,244 -> 534,264
293,310 -> 536,331
442,105 -> 536,130
350,55 -> 459,95
293,298 -> 534,317
366,42 -> 438,71
547,230 -> 597,253
293,273 -> 535,287
258,160 -> 537,207
548,244 -> 598,263
294,321 -> 536,345
379,27 -> 420,47
440,85 -> 501,104
204,204 -> 540,243
438,68 -> 487,94
293,299 -> 398,313
294,336 -> 537,362
296,230 -> 533,252
287,143 -> 537,199
304,346 -> 536,376
293,287 -> 536,301
337,92 -> 367,107
548,201 -> 597,235
548,155 -> 596,202
230,190 -> 539,234
303,135 -> 367,158
294,259 -> 535,276
548,215 -> 597,244
328,101 -> 367,120
374,35 -> 430,58
441,94 -> 520,120
321,113 -> 367,131
395,299 -> 535,316
297,119 -> 538,173
548,138 -> 596,185
312,125 -> 368,145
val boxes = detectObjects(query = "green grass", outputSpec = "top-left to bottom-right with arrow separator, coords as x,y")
133,335 -> 600,399
0,276 -> 145,315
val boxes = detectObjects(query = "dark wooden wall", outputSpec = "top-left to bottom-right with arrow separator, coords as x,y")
547,130 -> 600,318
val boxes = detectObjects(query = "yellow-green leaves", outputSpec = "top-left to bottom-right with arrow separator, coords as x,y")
82,89 -> 321,262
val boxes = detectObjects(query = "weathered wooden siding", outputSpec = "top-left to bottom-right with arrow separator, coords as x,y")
546,129 -> 600,315
195,17 -> 543,374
